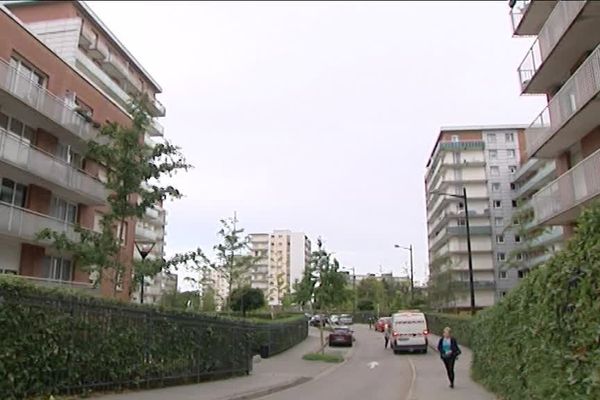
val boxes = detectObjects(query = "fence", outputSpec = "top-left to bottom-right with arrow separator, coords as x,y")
0,277 -> 308,399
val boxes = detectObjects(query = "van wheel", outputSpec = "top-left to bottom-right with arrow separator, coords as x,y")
422,348 -> 428,354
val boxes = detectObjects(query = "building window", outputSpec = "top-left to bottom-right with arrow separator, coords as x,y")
489,150 -> 497,160
509,165 -> 517,173
487,133 -> 496,143
518,270 -> 527,279
499,271 -> 508,279
500,291 -> 507,297
495,217 -> 504,227
496,234 -> 504,244
41,256 -> 72,281
515,234 -> 521,243
505,133 -> 514,142
510,182 -> 516,190
451,135 -> 459,142
50,196 -> 77,223
10,56 -> 47,87
457,218 -> 466,226
497,252 -> 506,261
0,178 -> 28,207
490,166 -> 500,176
507,149 -> 516,158
492,182 -> 500,192
513,218 -> 520,226
512,200 -> 518,208
493,200 -> 502,208
0,111 -> 36,144
516,253 -> 524,261
56,143 -> 83,169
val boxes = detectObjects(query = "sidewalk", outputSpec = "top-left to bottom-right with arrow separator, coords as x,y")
414,333 -> 497,399
95,328 -> 347,400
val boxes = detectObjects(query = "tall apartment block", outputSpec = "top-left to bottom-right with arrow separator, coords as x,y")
425,126 -> 527,310
201,266 -> 229,312
0,1 -> 166,299
249,230 -> 311,306
510,0 -> 600,236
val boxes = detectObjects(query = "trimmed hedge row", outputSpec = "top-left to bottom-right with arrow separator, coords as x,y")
471,203 -> 600,400
0,277 -> 307,399
425,312 -> 473,347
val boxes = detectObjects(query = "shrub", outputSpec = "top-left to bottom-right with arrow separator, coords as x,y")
426,312 -> 473,347
471,201 -> 600,400
0,276 -> 307,399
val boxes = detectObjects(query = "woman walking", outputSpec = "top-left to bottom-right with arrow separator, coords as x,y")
384,321 -> 392,348
437,327 -> 461,388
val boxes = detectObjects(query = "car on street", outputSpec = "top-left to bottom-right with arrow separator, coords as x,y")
339,314 -> 353,325
390,311 -> 428,354
329,314 -> 340,325
309,314 -> 326,327
328,326 -> 354,347
375,317 -> 391,332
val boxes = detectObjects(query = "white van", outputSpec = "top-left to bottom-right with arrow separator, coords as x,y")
390,311 -> 429,354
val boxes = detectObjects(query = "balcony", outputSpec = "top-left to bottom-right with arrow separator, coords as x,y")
429,225 -> 493,253
0,202 -> 79,244
20,275 -> 100,296
79,22 -> 96,48
0,128 -> 107,205
510,0 -> 558,36
88,38 -> 109,61
0,58 -> 99,145
518,1 -> 600,94
147,97 -> 166,118
532,148 -> 600,225
135,224 -> 162,242
102,52 -> 130,80
451,280 -> 496,291
438,141 -> 485,152
514,160 -> 556,199
148,119 -> 164,137
76,49 -> 130,110
525,44 -> 600,158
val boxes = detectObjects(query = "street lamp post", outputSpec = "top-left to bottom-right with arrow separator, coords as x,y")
343,266 -> 357,315
431,187 -> 476,315
135,240 -> 156,305
394,244 -> 414,301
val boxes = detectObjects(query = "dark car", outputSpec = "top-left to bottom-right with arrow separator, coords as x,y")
375,317 -> 391,332
329,326 -> 354,347
310,314 -> 327,327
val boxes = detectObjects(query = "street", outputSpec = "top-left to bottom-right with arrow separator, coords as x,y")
261,324 -> 495,400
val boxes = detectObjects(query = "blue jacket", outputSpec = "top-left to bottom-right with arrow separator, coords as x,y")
437,337 -> 461,359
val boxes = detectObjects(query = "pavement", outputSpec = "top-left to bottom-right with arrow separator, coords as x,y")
94,326 -> 497,400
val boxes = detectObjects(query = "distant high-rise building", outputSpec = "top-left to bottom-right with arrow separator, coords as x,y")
248,230 -> 311,306
425,125 -> 527,310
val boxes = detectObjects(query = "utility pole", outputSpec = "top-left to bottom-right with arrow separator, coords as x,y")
462,187 -> 476,316
394,244 -> 414,301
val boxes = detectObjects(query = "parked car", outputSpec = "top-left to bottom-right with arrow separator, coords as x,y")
339,314 -> 353,325
390,311 -> 428,354
375,317 -> 391,332
329,326 -> 354,347
309,314 -> 326,327
329,314 -> 340,325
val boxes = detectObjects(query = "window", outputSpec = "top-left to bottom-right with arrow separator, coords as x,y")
495,217 -> 504,226
0,111 -> 35,144
50,196 -> 77,223
0,178 -> 27,207
457,218 -> 466,226
500,291 -> 507,297
518,270 -> 527,279
492,182 -> 501,192
505,132 -> 515,142
41,256 -> 72,281
516,253 -> 524,261
451,135 -> 459,142
512,200 -> 518,208
493,200 -> 502,208
56,143 -> 83,169
487,133 -> 496,143
490,166 -> 500,176
513,218 -> 520,226
458,202 -> 464,210
489,150 -> 498,160
510,183 -> 516,190
497,252 -> 506,261
515,234 -> 521,243
496,234 -> 504,244
509,165 -> 517,173
9,56 -> 47,104
499,271 -> 508,279
507,149 -> 516,158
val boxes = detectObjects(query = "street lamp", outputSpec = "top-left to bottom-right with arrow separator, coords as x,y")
394,244 -> 414,301
430,187 -> 475,316
341,266 -> 357,315
135,240 -> 156,304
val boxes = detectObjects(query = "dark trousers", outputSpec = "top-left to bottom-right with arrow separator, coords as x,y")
442,356 -> 456,384
384,336 -> 390,348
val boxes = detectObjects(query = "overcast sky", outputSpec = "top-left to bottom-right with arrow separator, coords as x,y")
86,1 -> 545,288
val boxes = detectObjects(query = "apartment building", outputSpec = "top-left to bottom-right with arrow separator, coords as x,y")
0,1 -> 165,299
425,126 -> 527,310
201,267 -> 228,312
132,270 -> 177,305
510,0 -> 600,235
248,230 -> 311,306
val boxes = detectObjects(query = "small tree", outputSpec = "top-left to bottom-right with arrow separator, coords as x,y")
38,98 -> 194,296
230,287 -> 266,316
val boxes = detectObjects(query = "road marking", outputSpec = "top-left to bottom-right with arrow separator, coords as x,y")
405,357 -> 417,400
367,361 -> 379,369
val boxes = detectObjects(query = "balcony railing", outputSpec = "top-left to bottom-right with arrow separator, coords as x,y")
0,202 -> 79,243
517,1 -> 587,90
532,148 -> 600,224
0,128 -> 107,204
451,280 -> 496,290
0,58 -> 98,143
515,160 -> 556,199
525,44 -> 600,158
20,275 -> 99,295
149,97 -> 166,117
135,224 -> 162,242
510,0 -> 531,34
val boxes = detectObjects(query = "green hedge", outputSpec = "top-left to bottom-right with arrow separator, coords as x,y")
471,202 -> 600,400
0,277 -> 307,399
425,312 -> 473,347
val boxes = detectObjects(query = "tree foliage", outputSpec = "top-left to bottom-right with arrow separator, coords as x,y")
230,287 -> 266,315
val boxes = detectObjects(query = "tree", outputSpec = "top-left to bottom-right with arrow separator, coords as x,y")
357,277 -> 386,312
230,287 -> 265,316
357,298 -> 375,311
38,98 -> 195,296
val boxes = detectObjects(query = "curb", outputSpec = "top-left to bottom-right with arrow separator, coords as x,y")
223,376 -> 311,400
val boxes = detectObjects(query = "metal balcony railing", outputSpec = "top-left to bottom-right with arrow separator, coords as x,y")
515,160 -> 556,198
0,202 -> 79,243
0,128 -> 107,204
517,1 -> 588,90
510,0 -> 531,33
525,44 -> 600,158
451,280 -> 496,290
532,148 -> 600,224
0,58 -> 98,143
21,275 -> 99,294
